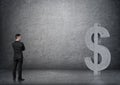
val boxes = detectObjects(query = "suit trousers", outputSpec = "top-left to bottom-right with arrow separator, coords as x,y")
13,58 -> 23,80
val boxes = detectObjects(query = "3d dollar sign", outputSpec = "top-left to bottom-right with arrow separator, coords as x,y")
85,23 -> 111,75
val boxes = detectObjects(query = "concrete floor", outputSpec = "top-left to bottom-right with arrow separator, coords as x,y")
0,70 -> 119,85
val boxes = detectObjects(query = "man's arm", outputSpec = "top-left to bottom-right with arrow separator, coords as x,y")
21,42 -> 25,51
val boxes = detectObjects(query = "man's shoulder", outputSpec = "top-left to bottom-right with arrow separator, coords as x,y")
12,41 -> 21,45
20,42 -> 23,43
20,42 -> 24,45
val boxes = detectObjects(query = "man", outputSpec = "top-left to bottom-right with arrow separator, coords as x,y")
12,34 -> 25,82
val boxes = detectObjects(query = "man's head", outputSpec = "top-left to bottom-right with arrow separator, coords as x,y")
15,34 -> 22,41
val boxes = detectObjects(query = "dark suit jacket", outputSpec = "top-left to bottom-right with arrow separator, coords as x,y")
12,41 -> 25,60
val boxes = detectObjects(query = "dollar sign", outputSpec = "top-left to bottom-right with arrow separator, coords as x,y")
85,23 -> 111,75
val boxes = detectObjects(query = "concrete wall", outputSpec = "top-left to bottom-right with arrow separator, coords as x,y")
0,0 -> 120,70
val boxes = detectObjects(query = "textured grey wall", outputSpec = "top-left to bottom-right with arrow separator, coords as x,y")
0,0 -> 120,70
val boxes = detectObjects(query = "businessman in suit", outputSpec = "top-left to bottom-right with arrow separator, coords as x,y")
12,34 -> 25,82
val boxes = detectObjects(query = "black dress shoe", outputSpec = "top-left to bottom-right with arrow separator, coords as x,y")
18,78 -> 25,82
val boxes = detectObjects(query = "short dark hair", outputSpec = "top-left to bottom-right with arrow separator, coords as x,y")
15,34 -> 21,39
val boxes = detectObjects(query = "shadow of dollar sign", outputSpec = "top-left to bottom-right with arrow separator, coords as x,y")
85,23 -> 111,75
